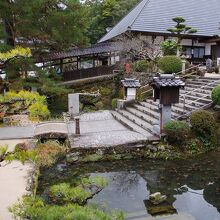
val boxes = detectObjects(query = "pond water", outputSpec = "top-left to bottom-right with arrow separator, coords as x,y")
38,151 -> 220,220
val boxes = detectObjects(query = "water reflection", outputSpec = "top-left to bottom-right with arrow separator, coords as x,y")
38,151 -> 220,220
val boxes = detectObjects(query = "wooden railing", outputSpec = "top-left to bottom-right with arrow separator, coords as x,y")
63,65 -> 116,81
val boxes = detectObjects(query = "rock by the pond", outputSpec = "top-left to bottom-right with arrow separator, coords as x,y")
56,162 -> 67,172
148,145 -> 158,153
149,192 -> 167,205
66,152 -> 80,163
148,203 -> 177,216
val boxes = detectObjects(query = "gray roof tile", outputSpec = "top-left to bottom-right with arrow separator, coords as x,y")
100,0 -> 220,42
151,77 -> 185,88
121,78 -> 141,88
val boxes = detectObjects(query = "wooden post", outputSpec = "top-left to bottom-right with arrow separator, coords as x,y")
75,116 -> 80,135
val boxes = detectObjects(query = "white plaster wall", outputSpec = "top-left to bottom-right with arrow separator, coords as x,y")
127,88 -> 136,101
205,43 -> 216,55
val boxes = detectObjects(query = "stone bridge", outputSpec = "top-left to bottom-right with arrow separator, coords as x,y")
34,122 -> 69,139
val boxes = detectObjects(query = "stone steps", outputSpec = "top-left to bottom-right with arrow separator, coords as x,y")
111,111 -> 152,137
126,107 -> 159,125
112,76 -> 216,138
133,104 -> 159,120
118,109 -> 154,134
180,94 -> 211,104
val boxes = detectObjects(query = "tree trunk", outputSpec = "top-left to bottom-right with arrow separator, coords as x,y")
177,37 -> 181,57
4,19 -> 15,47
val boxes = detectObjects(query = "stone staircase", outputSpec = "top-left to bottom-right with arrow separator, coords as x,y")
112,76 -> 220,137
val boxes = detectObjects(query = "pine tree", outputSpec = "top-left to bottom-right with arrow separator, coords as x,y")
167,17 -> 197,56
0,0 -> 89,51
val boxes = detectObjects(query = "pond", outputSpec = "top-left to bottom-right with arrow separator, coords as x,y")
38,150 -> 220,220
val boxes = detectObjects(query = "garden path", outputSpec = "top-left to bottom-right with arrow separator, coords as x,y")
0,126 -> 34,140
0,140 -> 32,220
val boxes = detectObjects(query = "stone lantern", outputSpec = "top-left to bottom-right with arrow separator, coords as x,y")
150,74 -> 185,135
121,78 -> 141,101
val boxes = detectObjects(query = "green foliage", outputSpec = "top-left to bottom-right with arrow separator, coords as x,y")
81,176 -> 108,188
167,17 -> 197,36
212,85 -> 220,105
86,0 -> 139,43
164,120 -> 190,145
36,141 -> 66,168
160,40 -> 178,56
0,0 -> 89,49
136,89 -> 144,102
100,87 -> 111,96
167,17 -> 197,55
28,102 -> 50,121
0,46 -> 31,62
95,101 -> 104,110
36,70 -> 71,96
1,90 -> 46,107
190,110 -> 218,149
5,141 -> 65,167
133,60 -> 149,72
49,183 -> 91,205
4,146 -> 37,164
82,154 -> 103,162
0,145 -> 8,161
9,175 -> 119,220
158,56 -> 182,73
111,98 -> 118,109
0,90 -> 50,121
10,196 -> 124,220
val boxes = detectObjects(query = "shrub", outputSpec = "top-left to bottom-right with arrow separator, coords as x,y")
111,98 -> 118,109
190,110 -> 218,149
160,40 -> 178,56
158,56 -> 182,74
28,102 -> 50,120
133,60 -> 149,72
100,87 -> 111,96
0,145 -> 8,161
10,196 -> 124,220
95,101 -> 104,110
212,85 -> 220,105
164,120 -> 190,145
49,183 -> 91,205
36,141 -> 65,167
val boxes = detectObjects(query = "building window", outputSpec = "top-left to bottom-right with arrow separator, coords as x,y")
182,46 -> 205,59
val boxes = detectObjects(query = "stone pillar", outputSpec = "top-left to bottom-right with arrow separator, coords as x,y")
75,117 -> 80,135
68,94 -> 79,119
181,59 -> 186,74
160,104 -> 172,133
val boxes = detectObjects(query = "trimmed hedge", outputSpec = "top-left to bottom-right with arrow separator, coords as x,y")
164,120 -> 190,145
190,110 -> 218,149
212,85 -> 220,105
111,98 -> 118,109
133,60 -> 149,72
158,56 -> 182,74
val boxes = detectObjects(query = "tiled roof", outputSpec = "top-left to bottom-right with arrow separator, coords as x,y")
151,75 -> 185,88
121,78 -> 141,88
99,0 -> 220,42
38,42 -> 122,62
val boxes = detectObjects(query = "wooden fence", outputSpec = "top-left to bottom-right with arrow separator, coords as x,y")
63,65 -> 116,81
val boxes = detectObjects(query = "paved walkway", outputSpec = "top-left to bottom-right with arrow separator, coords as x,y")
0,126 -> 34,140
0,140 -> 32,220
68,111 -> 152,148
204,73 -> 220,78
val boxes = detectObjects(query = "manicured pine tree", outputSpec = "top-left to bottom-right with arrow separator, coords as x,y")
167,17 -> 197,56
